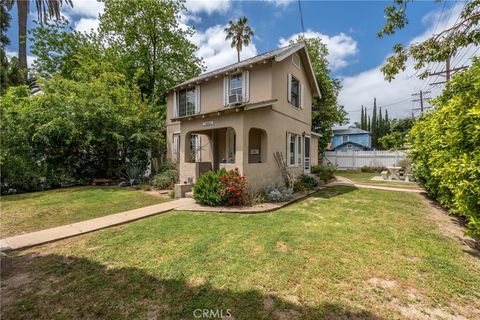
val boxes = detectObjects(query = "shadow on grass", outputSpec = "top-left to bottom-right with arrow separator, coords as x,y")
1,253 -> 382,319
309,185 -> 358,200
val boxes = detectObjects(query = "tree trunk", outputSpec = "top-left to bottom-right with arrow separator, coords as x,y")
17,0 -> 28,82
237,49 -> 240,62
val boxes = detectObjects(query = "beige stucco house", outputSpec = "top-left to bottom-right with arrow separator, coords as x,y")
164,42 -> 322,197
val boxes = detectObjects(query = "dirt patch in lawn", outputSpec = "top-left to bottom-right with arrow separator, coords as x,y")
421,194 -> 480,258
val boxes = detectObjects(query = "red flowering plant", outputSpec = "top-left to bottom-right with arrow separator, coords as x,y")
218,169 -> 248,206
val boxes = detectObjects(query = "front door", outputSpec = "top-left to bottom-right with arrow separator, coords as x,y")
304,135 -> 311,174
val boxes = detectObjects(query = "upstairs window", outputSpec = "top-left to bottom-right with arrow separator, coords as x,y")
287,74 -> 303,109
178,88 -> 196,117
174,85 -> 200,117
342,135 -> 349,143
229,74 -> 243,96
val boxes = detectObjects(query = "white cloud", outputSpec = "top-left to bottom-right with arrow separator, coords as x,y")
74,18 -> 100,33
191,24 -> 258,71
185,0 -> 231,15
265,0 -> 295,7
279,30 -> 358,70
63,0 -> 104,19
337,3 -> 477,123
62,0 -> 104,33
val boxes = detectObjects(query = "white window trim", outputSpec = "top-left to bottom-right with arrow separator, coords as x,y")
287,132 -> 302,167
172,132 -> 180,163
287,74 -> 303,109
175,86 -> 200,117
224,71 -> 249,105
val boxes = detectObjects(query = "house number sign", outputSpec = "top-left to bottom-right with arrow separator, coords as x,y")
203,120 -> 214,126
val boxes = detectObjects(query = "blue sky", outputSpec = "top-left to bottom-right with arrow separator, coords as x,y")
5,0 -> 476,123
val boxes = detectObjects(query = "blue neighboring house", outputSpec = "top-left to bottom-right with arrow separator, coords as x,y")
330,127 -> 372,151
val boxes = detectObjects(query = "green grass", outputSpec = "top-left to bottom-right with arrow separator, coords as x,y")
0,186 -> 170,238
2,186 -> 479,319
336,171 -> 420,188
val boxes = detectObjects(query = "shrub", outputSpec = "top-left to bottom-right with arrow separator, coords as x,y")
156,161 -> 177,174
218,169 -> 248,206
312,164 -> 336,182
0,74 -> 162,194
265,185 -> 293,202
293,174 -> 317,192
360,166 -> 375,173
408,58 -> 480,237
151,169 -> 178,189
193,169 -> 224,206
249,192 -> 266,206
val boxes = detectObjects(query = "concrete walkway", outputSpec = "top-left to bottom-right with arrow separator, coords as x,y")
0,198 -> 192,252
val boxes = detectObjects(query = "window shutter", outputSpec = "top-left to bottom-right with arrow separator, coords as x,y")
287,74 -> 292,103
243,70 -> 250,103
195,85 -> 201,114
173,91 -> 178,117
223,76 -> 229,106
300,83 -> 304,109
286,132 -> 291,166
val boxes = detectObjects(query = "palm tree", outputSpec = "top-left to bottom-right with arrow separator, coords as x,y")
6,0 -> 73,80
224,16 -> 254,63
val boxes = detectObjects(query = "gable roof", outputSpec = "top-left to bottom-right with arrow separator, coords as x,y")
331,141 -> 373,151
166,42 -> 321,97
332,128 -> 371,135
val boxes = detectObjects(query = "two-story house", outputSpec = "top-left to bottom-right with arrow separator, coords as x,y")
164,42 -> 322,197
330,128 -> 372,151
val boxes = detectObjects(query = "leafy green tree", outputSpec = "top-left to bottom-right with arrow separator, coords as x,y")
408,58 -> 480,236
224,16 -> 254,63
287,36 -> 348,151
99,0 -> 203,99
379,0 -> 480,81
4,0 -> 73,79
360,106 -> 365,130
0,68 -> 163,193
29,20 -> 105,79
371,98 -> 378,146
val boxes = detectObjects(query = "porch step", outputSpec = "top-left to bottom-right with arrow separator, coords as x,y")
185,191 -> 194,198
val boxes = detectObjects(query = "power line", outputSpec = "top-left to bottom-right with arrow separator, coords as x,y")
297,0 -> 305,37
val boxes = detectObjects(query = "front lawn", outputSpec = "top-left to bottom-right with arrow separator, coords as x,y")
2,186 -> 479,319
0,186 -> 170,238
336,171 -> 420,189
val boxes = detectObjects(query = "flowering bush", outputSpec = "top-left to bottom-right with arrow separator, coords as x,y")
218,169 -> 248,206
193,168 -> 247,206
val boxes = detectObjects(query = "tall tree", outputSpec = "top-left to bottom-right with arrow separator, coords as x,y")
379,107 -> 384,137
224,16 -> 254,63
372,98 -> 377,146
1,1 -> 22,94
360,106 -> 365,130
99,0 -> 203,99
379,0 -> 480,81
6,0 -> 73,80
367,116 -> 371,132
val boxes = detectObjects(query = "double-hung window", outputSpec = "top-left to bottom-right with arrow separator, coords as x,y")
288,74 -> 303,109
230,74 -> 243,96
178,87 -> 196,117
287,132 -> 302,167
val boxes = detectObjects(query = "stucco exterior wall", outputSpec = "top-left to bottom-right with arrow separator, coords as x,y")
271,55 -> 312,126
165,48 -> 321,195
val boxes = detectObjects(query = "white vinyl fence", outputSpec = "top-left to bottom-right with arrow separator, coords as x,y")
323,150 -> 406,169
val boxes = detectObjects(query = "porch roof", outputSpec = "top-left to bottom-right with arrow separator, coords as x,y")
170,99 -> 278,122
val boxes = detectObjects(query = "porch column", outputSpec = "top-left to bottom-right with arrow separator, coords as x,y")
234,122 -> 247,175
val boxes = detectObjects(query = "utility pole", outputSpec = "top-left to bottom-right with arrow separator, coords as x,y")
411,90 -> 431,112
429,56 -> 467,86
